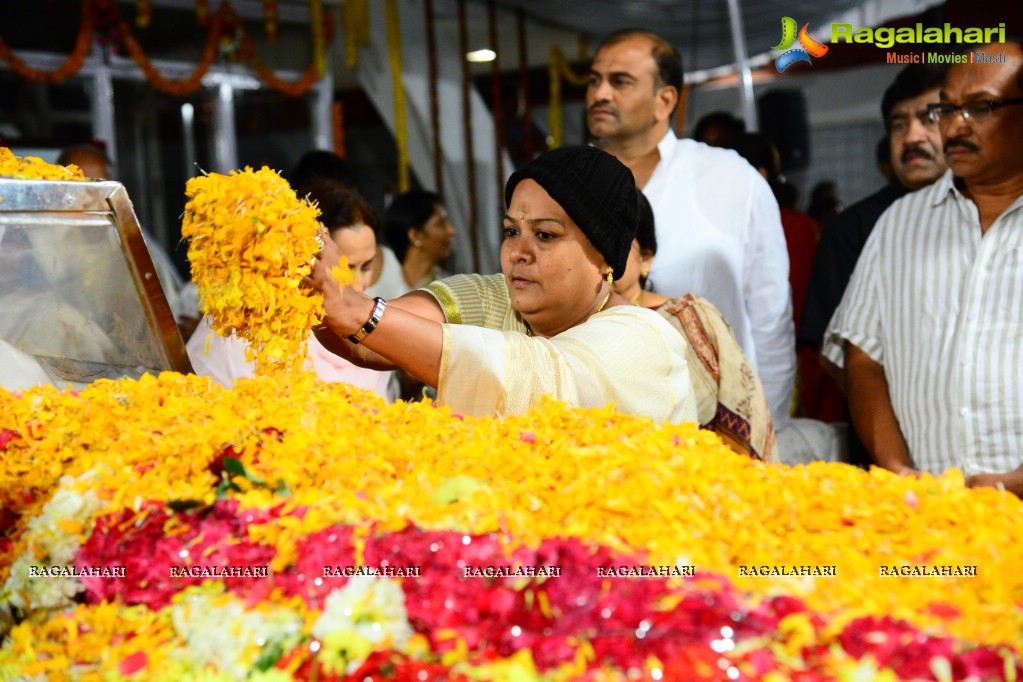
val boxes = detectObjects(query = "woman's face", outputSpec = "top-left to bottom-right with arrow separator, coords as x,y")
501,179 -> 607,337
613,239 -> 655,297
410,203 -> 455,263
331,223 -> 377,292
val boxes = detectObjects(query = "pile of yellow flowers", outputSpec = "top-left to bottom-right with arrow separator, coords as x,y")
182,167 -> 336,374
0,147 -> 87,182
2,371 -> 1022,653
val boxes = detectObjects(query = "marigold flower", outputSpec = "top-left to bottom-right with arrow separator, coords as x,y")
182,167 -> 350,374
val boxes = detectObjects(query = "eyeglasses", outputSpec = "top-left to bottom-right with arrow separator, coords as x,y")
926,98 -> 1023,124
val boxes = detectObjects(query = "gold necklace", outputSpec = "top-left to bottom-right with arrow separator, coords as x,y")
633,290 -> 643,307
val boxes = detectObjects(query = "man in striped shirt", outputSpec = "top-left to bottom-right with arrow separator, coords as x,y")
823,40 -> 1023,497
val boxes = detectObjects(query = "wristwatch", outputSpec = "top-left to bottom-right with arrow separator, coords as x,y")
346,297 -> 387,345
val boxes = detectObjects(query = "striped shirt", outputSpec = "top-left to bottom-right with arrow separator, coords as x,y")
823,170 -> 1023,476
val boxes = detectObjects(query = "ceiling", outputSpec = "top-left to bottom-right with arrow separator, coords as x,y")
487,0 -> 873,74
252,0 -> 935,80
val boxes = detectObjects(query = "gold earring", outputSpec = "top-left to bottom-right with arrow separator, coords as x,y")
641,268 -> 649,278
606,269 -> 614,286
414,240 -> 422,247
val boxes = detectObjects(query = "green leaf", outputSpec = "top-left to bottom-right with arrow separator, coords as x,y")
430,475 -> 488,505
253,640 -> 286,672
165,499 -> 206,513
223,456 -> 247,477
223,455 -> 266,486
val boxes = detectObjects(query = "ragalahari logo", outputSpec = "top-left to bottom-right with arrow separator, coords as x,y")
772,17 -> 829,72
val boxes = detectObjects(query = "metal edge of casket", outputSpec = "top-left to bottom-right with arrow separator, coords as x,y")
0,179 -> 193,376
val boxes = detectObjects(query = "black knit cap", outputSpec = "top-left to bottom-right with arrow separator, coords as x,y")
505,145 -> 637,276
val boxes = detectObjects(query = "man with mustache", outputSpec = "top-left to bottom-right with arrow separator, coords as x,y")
798,64 -> 948,465
587,30 -> 795,431
823,40 -> 1023,497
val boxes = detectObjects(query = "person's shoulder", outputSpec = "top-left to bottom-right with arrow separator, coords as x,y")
673,137 -> 756,173
872,172 -> 953,235
594,305 -> 687,344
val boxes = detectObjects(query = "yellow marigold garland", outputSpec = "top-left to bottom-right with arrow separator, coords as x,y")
182,167 -> 346,374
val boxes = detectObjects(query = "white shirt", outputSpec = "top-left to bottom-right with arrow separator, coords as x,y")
823,170 -> 1023,476
643,131 -> 795,429
365,245 -> 410,300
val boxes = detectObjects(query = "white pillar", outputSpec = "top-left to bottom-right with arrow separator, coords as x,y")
311,70 -> 334,151
213,82 -> 238,172
90,39 -> 118,169
725,0 -> 757,132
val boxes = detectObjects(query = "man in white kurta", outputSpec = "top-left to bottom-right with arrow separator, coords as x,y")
587,31 -> 795,429
642,131 -> 795,427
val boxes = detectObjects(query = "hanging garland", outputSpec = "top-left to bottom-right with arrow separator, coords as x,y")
0,0 -> 94,84
195,0 -> 210,27
547,45 -> 589,149
424,0 -> 443,195
238,4 -> 331,98
135,0 -> 152,28
115,0 -> 223,96
487,0 -> 506,211
308,0 -> 324,77
332,100 -> 345,159
263,0 -> 278,43
341,0 -> 369,69
516,9 -> 532,160
457,0 -> 480,273
0,0 -> 330,98
385,0 -> 409,192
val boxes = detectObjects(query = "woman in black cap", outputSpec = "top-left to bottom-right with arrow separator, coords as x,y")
308,146 -> 696,422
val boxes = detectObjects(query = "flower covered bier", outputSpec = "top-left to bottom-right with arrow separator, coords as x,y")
1,373 -> 1022,679
182,166 -> 352,375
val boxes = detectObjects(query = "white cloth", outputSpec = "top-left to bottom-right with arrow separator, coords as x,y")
365,246 -> 410,300
186,315 -> 395,401
823,170 -> 1023,477
642,131 -> 795,430
439,304 -> 698,424
775,420 -> 846,467
0,338 -> 53,390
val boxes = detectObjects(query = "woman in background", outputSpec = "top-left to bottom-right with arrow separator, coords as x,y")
383,190 -> 456,290
614,190 -> 776,461
187,178 -> 395,401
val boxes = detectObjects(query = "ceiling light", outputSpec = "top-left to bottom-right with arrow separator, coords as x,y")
466,49 -> 496,62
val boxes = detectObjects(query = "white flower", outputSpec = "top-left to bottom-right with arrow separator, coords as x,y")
311,575 -> 413,672
169,586 -> 304,681
0,475 -> 99,618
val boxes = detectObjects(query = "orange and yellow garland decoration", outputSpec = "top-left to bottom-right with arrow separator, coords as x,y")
0,0 -> 331,98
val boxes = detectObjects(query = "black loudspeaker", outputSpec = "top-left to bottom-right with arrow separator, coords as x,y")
758,89 -> 810,172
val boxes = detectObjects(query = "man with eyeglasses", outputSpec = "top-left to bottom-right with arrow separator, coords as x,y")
823,40 -> 1023,498
799,64 -> 948,466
